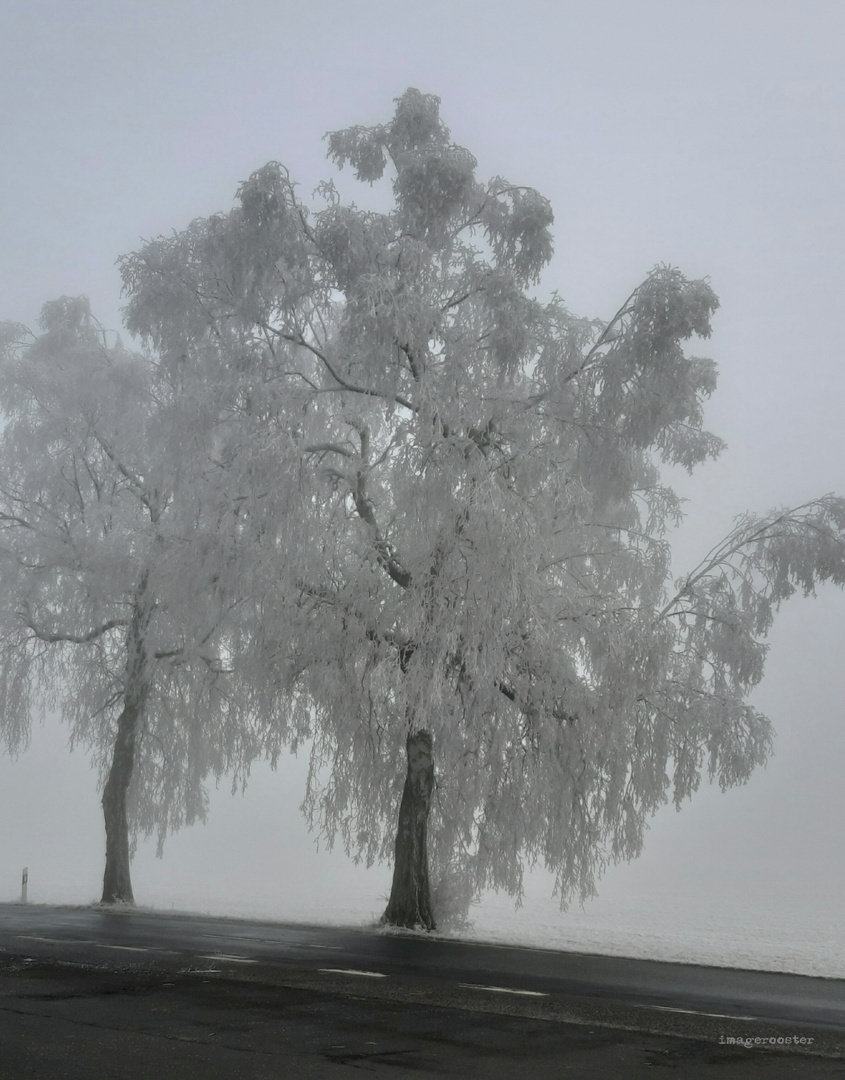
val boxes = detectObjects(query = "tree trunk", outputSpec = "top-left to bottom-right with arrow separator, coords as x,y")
100,585 -> 150,905
100,699 -> 140,904
382,730 -> 436,931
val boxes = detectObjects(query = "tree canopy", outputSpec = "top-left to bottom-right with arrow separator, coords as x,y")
5,89 -> 844,923
116,90 -> 845,923
0,296 -> 290,900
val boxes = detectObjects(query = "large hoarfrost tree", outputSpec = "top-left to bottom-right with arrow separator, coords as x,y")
0,299 -> 277,904
119,89 -> 845,929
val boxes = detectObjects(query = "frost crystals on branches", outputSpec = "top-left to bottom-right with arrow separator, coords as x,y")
110,89 -> 845,927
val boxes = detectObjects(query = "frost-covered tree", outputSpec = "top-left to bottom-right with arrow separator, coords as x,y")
0,298 -> 273,904
119,89 -> 845,930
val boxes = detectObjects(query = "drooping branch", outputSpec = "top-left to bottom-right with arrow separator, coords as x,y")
23,615 -> 128,645
658,498 -> 845,621
560,287 -> 639,386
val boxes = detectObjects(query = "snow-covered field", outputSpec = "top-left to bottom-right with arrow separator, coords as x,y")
118,865 -> 845,980
468,878 -> 845,979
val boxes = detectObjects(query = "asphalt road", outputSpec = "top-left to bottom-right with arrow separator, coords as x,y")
1,903 -> 843,1077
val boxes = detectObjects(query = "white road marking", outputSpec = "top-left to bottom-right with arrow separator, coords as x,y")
197,933 -> 338,949
93,944 -> 151,953
198,954 -> 258,964
318,968 -> 389,978
14,936 -> 70,944
459,983 -> 549,997
648,1005 -> 752,1020
14,936 -> 155,955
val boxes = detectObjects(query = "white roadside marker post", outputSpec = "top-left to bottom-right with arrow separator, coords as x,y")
21,867 -> 28,904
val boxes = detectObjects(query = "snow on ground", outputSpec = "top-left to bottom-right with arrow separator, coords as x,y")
11,823 -> 840,980
4,845 -> 844,980
466,877 -> 845,979
2,699 -> 844,980
29,861 -> 841,980
117,856 -> 844,980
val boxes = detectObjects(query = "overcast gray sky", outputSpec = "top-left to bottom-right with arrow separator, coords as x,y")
1,0 -> 843,954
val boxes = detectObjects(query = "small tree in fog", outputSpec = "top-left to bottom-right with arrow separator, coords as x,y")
119,89 -> 845,930
0,299 -> 276,904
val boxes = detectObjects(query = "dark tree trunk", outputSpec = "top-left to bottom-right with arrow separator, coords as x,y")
100,699 -> 140,904
100,585 -> 150,906
382,730 -> 436,931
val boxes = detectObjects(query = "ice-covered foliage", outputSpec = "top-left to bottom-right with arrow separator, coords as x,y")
118,89 -> 845,910
0,298 -> 295,865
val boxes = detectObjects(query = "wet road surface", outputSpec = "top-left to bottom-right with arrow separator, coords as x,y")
1,904 -> 843,1077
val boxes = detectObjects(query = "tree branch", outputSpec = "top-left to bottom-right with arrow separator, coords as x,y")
303,442 -> 357,459
0,512 -> 34,530
264,323 -> 417,412
24,616 -> 128,645
560,288 -> 639,386
496,679 -> 577,727
350,465 -> 412,589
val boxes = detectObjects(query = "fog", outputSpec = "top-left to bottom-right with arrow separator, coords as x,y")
1,0 -> 843,972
